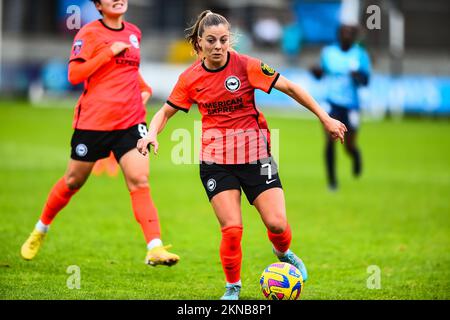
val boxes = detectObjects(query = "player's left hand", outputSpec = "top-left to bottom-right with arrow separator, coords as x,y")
323,116 -> 347,144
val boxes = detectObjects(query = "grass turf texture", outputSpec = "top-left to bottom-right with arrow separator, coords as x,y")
0,100 -> 449,299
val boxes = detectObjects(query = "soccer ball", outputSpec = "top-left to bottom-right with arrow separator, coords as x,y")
260,262 -> 304,300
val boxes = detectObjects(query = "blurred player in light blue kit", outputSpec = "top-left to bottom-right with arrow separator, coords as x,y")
311,24 -> 371,190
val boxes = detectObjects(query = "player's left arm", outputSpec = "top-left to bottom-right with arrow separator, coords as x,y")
274,76 -> 347,144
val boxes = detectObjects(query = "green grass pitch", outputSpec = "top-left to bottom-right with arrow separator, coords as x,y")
0,100 -> 449,299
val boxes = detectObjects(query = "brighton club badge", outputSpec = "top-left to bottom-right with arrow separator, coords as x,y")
73,40 -> 83,56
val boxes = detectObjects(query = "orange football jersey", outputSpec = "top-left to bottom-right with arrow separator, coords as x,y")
69,20 -> 145,131
167,51 -> 280,164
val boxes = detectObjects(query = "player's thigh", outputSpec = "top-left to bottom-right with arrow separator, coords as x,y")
65,159 -> 96,189
211,190 -> 242,228
253,187 -> 287,233
237,157 -> 282,205
118,148 -> 149,191
112,123 -> 148,163
200,162 -> 241,203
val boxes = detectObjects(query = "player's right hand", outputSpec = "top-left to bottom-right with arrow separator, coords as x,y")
137,134 -> 159,156
323,116 -> 347,144
110,42 -> 131,56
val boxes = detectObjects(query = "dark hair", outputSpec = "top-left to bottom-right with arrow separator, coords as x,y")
90,0 -> 103,15
185,10 -> 230,54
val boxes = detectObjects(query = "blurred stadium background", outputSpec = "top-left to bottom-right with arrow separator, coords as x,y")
0,0 -> 449,300
1,0 -> 449,116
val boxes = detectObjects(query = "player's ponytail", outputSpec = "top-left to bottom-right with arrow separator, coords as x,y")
185,10 -> 230,55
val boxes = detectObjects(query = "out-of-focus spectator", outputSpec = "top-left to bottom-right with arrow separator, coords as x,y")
41,59 -> 71,94
252,16 -> 282,48
311,25 -> 371,191
282,21 -> 303,65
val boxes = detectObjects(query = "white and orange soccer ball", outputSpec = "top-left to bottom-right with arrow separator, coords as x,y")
260,262 -> 304,300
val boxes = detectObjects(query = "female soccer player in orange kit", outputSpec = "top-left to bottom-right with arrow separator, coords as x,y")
137,10 -> 347,299
21,0 -> 179,267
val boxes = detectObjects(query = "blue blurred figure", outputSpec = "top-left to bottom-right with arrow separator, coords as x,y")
41,59 -> 72,95
311,25 -> 371,190
282,22 -> 303,65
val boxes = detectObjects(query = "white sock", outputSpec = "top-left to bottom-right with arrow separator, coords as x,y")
147,238 -> 163,250
35,220 -> 49,233
226,280 -> 242,287
274,247 -> 290,257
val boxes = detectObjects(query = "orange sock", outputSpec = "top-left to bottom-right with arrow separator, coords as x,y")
130,187 -> 161,244
220,225 -> 243,284
267,223 -> 292,254
40,178 -> 79,225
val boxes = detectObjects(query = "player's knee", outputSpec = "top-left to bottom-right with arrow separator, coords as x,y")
267,225 -> 285,234
65,175 -> 85,190
265,211 -> 287,233
266,216 -> 287,234
127,174 -> 149,191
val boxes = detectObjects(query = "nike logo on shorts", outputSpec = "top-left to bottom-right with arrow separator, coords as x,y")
266,179 -> 277,184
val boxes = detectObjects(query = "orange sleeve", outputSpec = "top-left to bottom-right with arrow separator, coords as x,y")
166,75 -> 193,113
138,73 -> 152,95
68,48 -> 114,85
69,28 -> 96,63
246,56 -> 280,94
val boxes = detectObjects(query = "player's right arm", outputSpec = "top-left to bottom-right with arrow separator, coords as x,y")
136,104 -> 178,156
68,41 -> 131,85
137,74 -> 193,156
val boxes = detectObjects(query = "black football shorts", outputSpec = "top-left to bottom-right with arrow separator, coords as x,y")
200,157 -> 283,205
70,123 -> 148,162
